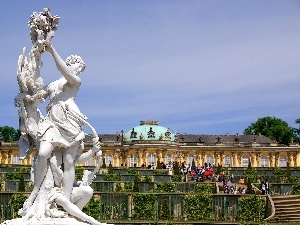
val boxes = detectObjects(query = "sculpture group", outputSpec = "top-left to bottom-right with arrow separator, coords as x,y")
2,8 -> 108,225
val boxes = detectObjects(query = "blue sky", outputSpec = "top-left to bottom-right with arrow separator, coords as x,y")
1,1 -> 300,135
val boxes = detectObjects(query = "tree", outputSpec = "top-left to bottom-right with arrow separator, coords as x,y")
173,161 -> 180,175
216,163 -> 222,175
295,118 -> 300,141
286,162 -> 291,177
156,158 -> 162,169
243,116 -> 298,145
192,159 -> 195,168
0,126 -> 20,142
133,175 -> 140,192
101,158 -> 106,168
108,161 -> 113,174
244,159 -> 259,183
18,173 -> 25,192
159,198 -> 170,220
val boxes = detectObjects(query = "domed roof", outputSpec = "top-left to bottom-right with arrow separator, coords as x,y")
124,120 -> 176,142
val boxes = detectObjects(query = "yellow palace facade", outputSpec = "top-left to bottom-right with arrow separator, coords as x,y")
1,120 -> 300,168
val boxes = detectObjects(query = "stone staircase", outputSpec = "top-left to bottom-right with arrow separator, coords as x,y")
271,195 -> 300,222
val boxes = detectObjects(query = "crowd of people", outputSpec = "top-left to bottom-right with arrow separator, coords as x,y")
221,177 -> 247,194
139,161 -> 270,195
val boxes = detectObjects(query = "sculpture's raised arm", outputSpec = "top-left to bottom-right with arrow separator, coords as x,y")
44,41 -> 82,85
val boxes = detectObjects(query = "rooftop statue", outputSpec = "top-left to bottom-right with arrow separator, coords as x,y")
2,8 -> 109,225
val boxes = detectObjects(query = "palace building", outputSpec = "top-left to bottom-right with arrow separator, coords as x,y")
1,120 -> 299,168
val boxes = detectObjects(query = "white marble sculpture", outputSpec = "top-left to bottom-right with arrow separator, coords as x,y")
2,8 -> 109,225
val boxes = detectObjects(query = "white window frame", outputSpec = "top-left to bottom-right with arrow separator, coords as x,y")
166,154 -> 172,164
105,154 -> 113,167
12,155 -> 20,164
130,153 -> 137,167
206,155 -> 214,165
279,156 -> 287,167
224,155 -> 232,167
148,153 -> 156,167
242,156 -> 249,167
188,155 -> 195,166
261,156 -> 269,167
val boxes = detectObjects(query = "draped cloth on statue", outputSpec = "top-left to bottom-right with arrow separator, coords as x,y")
38,101 -> 86,148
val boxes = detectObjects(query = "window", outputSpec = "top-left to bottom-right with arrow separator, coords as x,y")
224,155 -> 232,167
279,156 -> 287,167
166,154 -> 172,169
206,155 -> 214,165
148,153 -> 156,167
130,153 -> 137,167
166,154 -> 172,164
242,156 -> 249,167
105,154 -> 112,167
188,155 -> 195,166
12,155 -> 20,164
261,156 -> 269,167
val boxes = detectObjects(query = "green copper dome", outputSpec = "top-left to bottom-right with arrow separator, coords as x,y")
124,120 -> 176,142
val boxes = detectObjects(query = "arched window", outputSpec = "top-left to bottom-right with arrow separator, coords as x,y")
188,155 -> 195,166
105,154 -> 112,167
12,155 -> 20,164
130,153 -> 137,167
166,154 -> 172,169
87,156 -> 94,166
224,155 -> 232,167
279,156 -> 287,167
166,154 -> 172,164
148,153 -> 156,168
242,156 -> 249,167
261,156 -> 269,167
206,155 -> 214,165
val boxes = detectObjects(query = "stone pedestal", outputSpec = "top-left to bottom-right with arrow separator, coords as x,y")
1,217 -> 91,225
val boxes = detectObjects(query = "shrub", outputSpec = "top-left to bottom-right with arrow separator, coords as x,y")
244,160 -> 259,183
191,159 -> 195,168
104,174 -> 119,181
133,175 -> 140,192
10,193 -> 27,218
101,158 -> 106,168
286,162 -> 291,177
195,183 -> 214,194
238,195 -> 265,223
185,193 -> 213,220
272,167 -> 285,176
292,184 -> 300,195
171,175 -> 182,182
115,182 -> 122,192
18,173 -> 25,192
75,166 -> 84,181
173,161 -> 180,175
246,177 -> 255,194
159,198 -> 171,220
126,168 -> 138,174
124,181 -> 133,192
83,196 -> 101,220
108,161 -> 113,174
153,169 -> 166,175
285,176 -> 298,184
142,175 -> 152,182
155,182 -> 176,193
132,194 -> 157,220
156,158 -> 162,169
